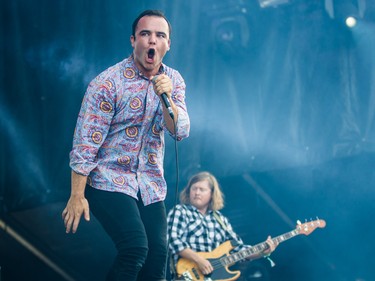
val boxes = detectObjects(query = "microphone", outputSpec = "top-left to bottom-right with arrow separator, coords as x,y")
152,76 -> 174,119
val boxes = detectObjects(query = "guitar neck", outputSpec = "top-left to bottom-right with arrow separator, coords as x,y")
221,229 -> 300,266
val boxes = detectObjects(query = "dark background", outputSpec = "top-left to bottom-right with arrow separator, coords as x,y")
1,0 -> 374,280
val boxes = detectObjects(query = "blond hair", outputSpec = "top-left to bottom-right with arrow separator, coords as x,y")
179,171 -> 225,211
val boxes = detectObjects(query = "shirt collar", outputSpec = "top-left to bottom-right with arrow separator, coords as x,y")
187,204 -> 214,216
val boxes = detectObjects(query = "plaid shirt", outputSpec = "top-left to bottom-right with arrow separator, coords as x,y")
167,204 -> 249,264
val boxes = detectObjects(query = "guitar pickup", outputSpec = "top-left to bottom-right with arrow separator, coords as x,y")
192,268 -> 200,279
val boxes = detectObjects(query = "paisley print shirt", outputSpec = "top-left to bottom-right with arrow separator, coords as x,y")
69,56 -> 190,205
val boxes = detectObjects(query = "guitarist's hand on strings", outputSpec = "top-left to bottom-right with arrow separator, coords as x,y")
245,236 -> 278,261
196,256 -> 214,276
178,248 -> 214,276
263,235 -> 278,256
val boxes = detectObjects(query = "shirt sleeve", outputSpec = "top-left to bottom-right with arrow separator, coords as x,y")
69,75 -> 116,175
167,205 -> 191,254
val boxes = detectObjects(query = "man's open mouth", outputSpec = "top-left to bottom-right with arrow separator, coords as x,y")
148,48 -> 155,59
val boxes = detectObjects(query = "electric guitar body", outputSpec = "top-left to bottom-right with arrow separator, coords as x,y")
176,240 -> 240,281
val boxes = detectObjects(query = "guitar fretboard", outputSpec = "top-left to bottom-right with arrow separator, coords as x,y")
220,229 -> 299,266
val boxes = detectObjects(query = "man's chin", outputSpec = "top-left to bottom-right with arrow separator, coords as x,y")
143,62 -> 160,72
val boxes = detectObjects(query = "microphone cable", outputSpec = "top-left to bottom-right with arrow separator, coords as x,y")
165,114 -> 181,281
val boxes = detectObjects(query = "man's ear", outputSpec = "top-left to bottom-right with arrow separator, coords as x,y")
167,39 -> 171,51
130,35 -> 135,48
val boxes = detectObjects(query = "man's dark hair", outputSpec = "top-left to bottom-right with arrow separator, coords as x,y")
132,10 -> 172,38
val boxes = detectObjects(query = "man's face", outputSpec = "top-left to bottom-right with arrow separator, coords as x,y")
130,15 -> 170,77
189,180 -> 212,212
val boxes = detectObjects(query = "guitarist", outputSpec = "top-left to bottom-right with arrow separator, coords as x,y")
167,171 -> 278,280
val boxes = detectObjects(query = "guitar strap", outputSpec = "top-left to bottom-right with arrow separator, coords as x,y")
213,211 -> 228,231
213,211 -> 238,240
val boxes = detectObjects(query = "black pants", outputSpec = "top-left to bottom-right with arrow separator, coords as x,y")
86,186 -> 167,281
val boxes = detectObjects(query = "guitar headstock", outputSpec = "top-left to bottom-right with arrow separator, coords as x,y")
295,218 -> 326,235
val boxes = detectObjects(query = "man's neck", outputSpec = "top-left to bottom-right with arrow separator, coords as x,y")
132,54 -> 162,79
197,207 -> 208,216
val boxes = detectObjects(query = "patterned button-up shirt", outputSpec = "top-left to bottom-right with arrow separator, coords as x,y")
69,56 -> 190,205
167,204 -> 249,264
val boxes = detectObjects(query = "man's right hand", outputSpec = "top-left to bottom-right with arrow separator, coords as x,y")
62,194 -> 90,233
62,171 -> 90,234
178,248 -> 214,276
196,256 -> 214,276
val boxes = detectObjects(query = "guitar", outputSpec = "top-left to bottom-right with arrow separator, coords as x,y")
176,219 -> 326,281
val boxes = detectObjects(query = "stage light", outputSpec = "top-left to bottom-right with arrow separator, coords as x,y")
325,0 -> 366,26
345,16 -> 357,27
205,2 -> 250,57
213,15 -> 249,52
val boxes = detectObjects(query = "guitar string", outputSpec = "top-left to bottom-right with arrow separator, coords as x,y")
207,246 -> 265,269
192,222 -> 322,273
205,233 -> 294,269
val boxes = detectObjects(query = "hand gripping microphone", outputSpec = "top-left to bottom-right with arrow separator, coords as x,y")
152,76 -> 174,119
